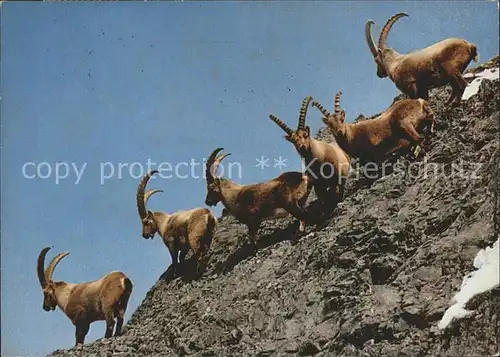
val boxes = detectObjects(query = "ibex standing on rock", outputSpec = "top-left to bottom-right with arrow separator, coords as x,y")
269,96 -> 351,209
137,170 -> 217,277
366,12 -> 478,106
205,148 -> 313,253
37,247 -> 133,346
313,91 -> 435,162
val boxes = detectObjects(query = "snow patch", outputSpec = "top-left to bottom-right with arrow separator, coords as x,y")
438,237 -> 500,330
462,68 -> 499,100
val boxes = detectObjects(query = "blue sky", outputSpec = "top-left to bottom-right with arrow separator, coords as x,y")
1,2 -> 497,356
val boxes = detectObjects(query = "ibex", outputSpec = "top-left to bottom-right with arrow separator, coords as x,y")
205,148 -> 313,252
269,96 -> 351,207
37,247 -> 133,346
366,12 -> 478,106
312,91 -> 435,161
137,170 -> 217,277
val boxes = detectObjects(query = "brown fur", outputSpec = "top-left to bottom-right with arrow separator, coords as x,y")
366,13 -> 478,106
269,96 -> 351,207
313,92 -> 435,162
37,247 -> 133,346
205,148 -> 313,253
137,171 -> 217,277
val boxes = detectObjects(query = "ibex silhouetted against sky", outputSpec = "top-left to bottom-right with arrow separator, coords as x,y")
37,247 -> 133,346
366,12 -> 478,106
137,170 -> 217,277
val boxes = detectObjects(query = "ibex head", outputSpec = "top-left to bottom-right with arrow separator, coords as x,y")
37,247 -> 69,312
312,91 -> 347,137
365,13 -> 409,78
205,148 -> 231,207
136,170 -> 163,239
269,96 -> 313,156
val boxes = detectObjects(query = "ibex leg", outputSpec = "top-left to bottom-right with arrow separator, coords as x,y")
188,235 -> 205,277
167,244 -> 179,276
75,322 -> 90,346
104,310 -> 115,338
247,224 -> 260,255
115,308 -> 125,336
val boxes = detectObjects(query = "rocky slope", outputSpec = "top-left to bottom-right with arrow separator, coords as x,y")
50,63 -> 499,357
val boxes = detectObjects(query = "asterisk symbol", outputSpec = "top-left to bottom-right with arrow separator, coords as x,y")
274,156 -> 288,169
255,156 -> 270,170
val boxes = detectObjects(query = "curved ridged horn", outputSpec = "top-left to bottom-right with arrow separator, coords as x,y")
45,251 -> 70,282
311,101 -> 331,117
206,148 -> 224,183
378,13 -> 409,50
144,189 -> 163,206
37,247 -> 51,288
297,96 -> 313,130
213,153 -> 231,178
365,20 -> 378,57
269,114 -> 294,136
137,170 -> 159,219
334,91 -> 343,113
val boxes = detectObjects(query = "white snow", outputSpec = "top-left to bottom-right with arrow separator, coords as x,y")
462,68 -> 499,100
438,237 -> 500,330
